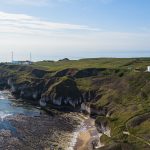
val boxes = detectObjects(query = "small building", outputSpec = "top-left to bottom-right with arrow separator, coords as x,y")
147,66 -> 150,72
12,60 -> 32,65
11,52 -> 32,65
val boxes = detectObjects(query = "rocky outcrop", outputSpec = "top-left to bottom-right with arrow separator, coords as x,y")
0,66 -> 108,111
31,69 -> 50,78
82,90 -> 97,102
41,78 -> 83,108
3,67 -> 105,111
81,103 -> 107,116
127,112 -> 150,128
74,68 -> 106,78
95,116 -> 111,137
81,103 -> 91,113
54,68 -> 78,77
0,78 -> 8,89
4,72 -> 97,109
7,77 -> 45,100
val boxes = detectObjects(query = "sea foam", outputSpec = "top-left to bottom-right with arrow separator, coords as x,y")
0,111 -> 12,121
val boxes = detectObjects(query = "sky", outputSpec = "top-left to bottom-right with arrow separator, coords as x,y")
0,0 -> 150,61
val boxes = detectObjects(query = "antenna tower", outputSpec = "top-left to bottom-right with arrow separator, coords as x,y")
30,52 -> 32,62
12,51 -> 14,62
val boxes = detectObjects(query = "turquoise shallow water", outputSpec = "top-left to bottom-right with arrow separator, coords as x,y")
0,91 -> 41,132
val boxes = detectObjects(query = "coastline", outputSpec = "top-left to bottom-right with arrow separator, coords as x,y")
1,113 -> 82,150
68,115 -> 104,150
0,90 -> 82,150
1,90 -> 103,150
67,114 -> 85,150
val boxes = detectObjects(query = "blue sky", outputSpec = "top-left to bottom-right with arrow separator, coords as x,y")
0,0 -> 150,61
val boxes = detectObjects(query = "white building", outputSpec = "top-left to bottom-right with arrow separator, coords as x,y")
12,60 -> 32,65
147,66 -> 150,72
11,52 -> 32,65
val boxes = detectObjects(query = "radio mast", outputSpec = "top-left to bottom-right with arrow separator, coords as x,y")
12,51 -> 14,62
30,52 -> 32,62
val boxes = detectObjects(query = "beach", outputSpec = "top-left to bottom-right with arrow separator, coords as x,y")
70,115 -> 103,150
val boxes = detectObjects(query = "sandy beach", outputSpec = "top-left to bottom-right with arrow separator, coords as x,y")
73,115 -> 103,150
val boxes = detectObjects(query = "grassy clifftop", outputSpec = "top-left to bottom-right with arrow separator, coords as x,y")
33,57 -> 150,71
0,57 -> 150,150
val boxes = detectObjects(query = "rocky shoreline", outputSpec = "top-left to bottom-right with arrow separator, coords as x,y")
0,90 -> 104,150
0,90 -> 103,150
1,111 -> 83,150
1,111 -> 103,150
0,65 -> 109,150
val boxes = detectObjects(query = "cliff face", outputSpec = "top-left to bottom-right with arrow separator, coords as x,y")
0,59 -> 150,150
1,66 -> 111,109
41,77 -> 82,107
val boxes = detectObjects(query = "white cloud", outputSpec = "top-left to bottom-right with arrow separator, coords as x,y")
0,11 -> 97,35
0,11 -> 150,62
0,0 -> 114,6
0,0 -> 48,6
0,0 -> 74,6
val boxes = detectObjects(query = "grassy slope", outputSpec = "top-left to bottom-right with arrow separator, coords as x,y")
0,58 -> 150,149
32,58 -> 136,71
33,58 -> 150,150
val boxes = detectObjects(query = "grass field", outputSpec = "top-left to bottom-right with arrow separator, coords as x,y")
32,58 -> 150,71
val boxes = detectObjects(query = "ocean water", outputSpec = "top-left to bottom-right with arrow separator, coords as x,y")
0,91 -> 41,117
0,91 -> 41,131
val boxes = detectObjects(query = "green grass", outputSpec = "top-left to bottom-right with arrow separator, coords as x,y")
32,57 -> 150,72
76,78 -> 93,91
32,58 -> 138,71
1,58 -> 150,149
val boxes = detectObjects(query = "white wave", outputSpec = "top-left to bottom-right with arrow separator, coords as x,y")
0,92 -> 5,99
0,90 -> 12,99
67,131 -> 79,150
0,111 -> 12,121
67,120 -> 84,150
0,96 -> 5,100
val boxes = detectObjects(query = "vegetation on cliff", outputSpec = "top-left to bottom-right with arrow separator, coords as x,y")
0,58 -> 150,150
